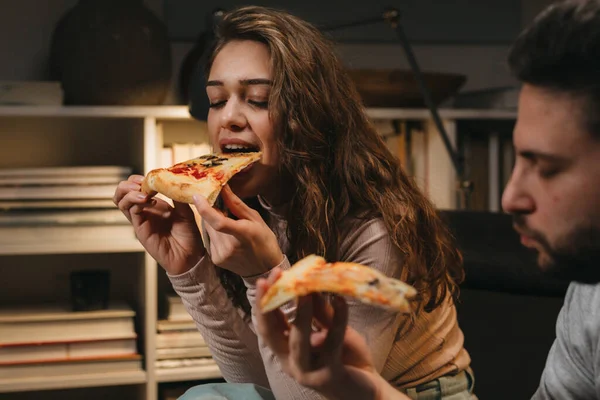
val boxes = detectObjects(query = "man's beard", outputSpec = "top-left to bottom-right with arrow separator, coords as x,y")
513,215 -> 600,284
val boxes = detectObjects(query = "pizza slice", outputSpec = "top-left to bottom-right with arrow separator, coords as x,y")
141,152 -> 261,206
260,254 -> 417,313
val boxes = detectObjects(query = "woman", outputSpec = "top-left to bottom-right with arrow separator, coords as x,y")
114,5 -> 475,399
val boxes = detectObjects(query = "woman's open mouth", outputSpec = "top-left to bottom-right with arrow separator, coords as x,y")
220,143 -> 260,154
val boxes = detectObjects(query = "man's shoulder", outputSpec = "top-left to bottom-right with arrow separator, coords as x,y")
564,282 -> 600,314
557,282 -> 600,365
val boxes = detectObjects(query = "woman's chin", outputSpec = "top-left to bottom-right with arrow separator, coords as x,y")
228,179 -> 259,200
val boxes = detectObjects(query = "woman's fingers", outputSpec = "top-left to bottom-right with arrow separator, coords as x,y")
193,194 -> 239,235
220,185 -> 260,221
172,200 -> 195,220
117,190 -> 153,222
114,175 -> 148,221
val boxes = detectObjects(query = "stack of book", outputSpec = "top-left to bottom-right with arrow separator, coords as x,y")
0,165 -> 135,249
0,165 -> 132,211
0,81 -> 63,106
0,302 -> 142,380
155,295 -> 216,370
161,142 -> 212,167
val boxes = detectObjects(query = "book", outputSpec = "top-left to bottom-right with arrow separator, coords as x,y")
0,336 -> 138,364
0,175 -> 128,186
160,294 -> 193,322
0,199 -> 117,211
0,165 -> 132,178
157,319 -> 197,332
156,346 -> 212,360
0,81 -> 63,106
0,303 -> 136,345
0,354 -> 142,380
157,331 -> 205,349
155,357 -> 217,369
191,143 -> 211,159
0,183 -> 120,200
0,224 -> 139,254
0,209 -> 128,226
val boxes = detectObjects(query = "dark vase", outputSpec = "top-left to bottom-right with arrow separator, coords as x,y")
49,0 -> 172,105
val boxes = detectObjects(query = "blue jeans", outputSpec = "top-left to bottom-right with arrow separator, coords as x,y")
178,383 -> 275,400
402,368 -> 478,400
178,369 -> 476,400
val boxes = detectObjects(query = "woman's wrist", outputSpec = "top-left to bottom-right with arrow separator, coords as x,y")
242,253 -> 285,279
164,249 -> 207,276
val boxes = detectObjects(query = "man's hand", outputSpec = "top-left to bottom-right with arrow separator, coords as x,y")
255,268 -> 410,400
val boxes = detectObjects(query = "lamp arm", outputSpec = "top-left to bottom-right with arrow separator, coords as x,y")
322,8 -> 473,207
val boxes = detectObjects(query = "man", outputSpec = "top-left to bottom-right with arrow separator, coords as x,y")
501,0 -> 600,398
256,0 -> 600,399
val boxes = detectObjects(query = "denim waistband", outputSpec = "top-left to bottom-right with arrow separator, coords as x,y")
402,367 -> 476,400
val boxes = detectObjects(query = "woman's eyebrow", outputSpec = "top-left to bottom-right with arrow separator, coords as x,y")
240,78 -> 272,86
206,78 -> 272,87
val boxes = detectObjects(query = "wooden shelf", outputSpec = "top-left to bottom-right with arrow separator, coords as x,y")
0,225 -> 144,255
365,107 -> 517,120
0,106 -> 192,120
0,369 -> 147,393
0,102 -> 514,399
156,364 -> 222,383
0,105 -> 517,121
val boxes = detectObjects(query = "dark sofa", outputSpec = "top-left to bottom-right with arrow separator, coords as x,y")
439,211 -> 569,400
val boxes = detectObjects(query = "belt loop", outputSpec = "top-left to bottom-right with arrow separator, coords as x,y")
404,387 -> 418,399
439,369 -> 469,397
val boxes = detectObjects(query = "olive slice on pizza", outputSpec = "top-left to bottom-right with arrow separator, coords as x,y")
260,254 -> 417,313
141,152 -> 262,206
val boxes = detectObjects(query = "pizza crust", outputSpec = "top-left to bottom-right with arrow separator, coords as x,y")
260,254 -> 417,313
142,169 -> 222,205
141,152 -> 261,206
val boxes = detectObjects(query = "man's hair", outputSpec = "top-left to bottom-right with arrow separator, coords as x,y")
205,6 -> 464,316
508,0 -> 600,137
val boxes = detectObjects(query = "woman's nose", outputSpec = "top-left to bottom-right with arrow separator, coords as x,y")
220,98 -> 247,131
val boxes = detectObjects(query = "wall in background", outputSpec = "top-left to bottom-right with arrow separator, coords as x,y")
0,0 -> 162,81
164,0 -> 522,44
0,0 -> 556,105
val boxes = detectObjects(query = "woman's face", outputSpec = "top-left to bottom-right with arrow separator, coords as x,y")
206,39 -> 280,201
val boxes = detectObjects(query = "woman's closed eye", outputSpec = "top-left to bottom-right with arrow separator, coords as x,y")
209,100 -> 227,109
248,99 -> 269,109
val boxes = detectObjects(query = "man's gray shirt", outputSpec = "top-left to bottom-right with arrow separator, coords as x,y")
533,282 -> 600,399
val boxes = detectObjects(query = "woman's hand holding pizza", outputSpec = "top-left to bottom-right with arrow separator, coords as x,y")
113,174 -> 206,275
193,185 -> 284,277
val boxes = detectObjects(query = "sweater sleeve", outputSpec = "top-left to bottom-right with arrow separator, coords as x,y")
244,218 -> 409,400
532,283 -> 600,400
167,255 -> 270,388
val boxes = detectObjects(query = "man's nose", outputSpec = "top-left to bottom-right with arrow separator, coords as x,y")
501,167 -> 535,215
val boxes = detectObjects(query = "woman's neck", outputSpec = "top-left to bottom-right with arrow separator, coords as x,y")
260,173 -> 293,207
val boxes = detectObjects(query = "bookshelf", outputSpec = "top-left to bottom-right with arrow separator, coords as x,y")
156,364 -> 222,383
0,105 -> 515,400
1,370 -> 148,393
